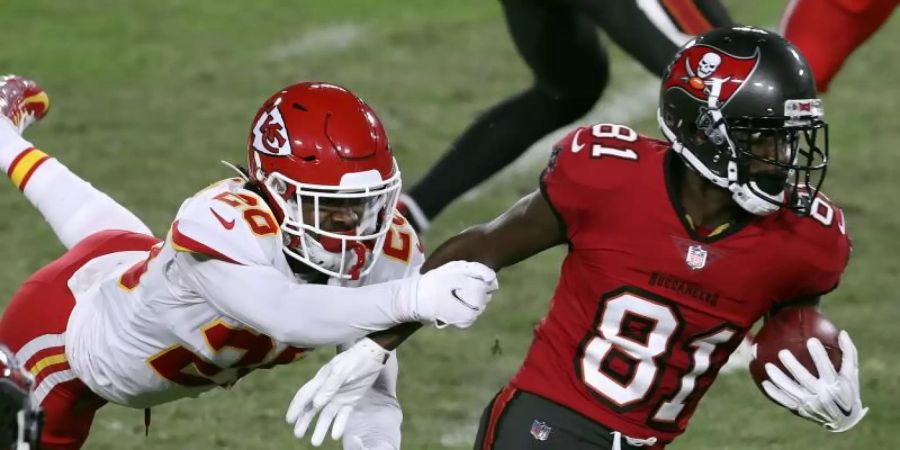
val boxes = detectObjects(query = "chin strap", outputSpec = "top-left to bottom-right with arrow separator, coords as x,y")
729,182 -> 782,216
220,160 -> 250,180
347,242 -> 368,280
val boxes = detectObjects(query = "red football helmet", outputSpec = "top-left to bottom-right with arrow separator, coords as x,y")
246,82 -> 401,279
0,345 -> 42,450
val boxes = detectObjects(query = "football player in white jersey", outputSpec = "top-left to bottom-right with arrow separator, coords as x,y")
0,75 -> 498,449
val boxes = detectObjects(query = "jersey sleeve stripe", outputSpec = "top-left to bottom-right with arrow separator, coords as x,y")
170,220 -> 240,264
5,146 -> 37,177
7,147 -> 51,191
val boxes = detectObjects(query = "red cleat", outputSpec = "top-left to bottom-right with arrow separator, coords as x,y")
0,75 -> 50,134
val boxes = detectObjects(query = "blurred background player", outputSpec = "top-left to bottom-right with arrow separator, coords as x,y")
398,0 -> 733,232
0,76 -> 497,449
780,0 -> 898,93
0,344 -> 42,450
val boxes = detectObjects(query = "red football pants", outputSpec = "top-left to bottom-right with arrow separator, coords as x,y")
780,0 -> 898,92
0,230 -> 159,450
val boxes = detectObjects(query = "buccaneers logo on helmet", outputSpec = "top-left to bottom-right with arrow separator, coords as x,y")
661,44 -> 759,107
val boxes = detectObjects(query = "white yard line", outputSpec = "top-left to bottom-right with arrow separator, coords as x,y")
266,23 -> 364,60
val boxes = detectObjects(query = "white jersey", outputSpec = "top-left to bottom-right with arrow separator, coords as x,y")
64,178 -> 424,408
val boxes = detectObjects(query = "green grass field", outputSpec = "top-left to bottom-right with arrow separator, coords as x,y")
1,1 -> 898,449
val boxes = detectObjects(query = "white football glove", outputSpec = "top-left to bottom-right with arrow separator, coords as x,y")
412,261 -> 499,329
286,338 -> 389,446
761,331 -> 868,432
342,361 -> 402,450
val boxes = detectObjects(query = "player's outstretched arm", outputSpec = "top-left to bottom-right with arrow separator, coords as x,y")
285,339 -> 403,448
181,254 -> 498,347
423,188 -> 567,272
339,360 -> 402,450
0,75 -> 152,248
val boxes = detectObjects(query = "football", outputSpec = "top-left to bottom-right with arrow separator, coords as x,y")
749,307 -> 842,398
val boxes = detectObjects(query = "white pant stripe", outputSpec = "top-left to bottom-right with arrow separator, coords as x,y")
34,368 -> 77,405
636,0 -> 694,47
14,333 -> 65,366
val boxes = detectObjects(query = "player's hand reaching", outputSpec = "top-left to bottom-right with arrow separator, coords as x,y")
286,338 -> 389,446
762,331 -> 868,432
286,261 -> 497,445
413,260 -> 499,329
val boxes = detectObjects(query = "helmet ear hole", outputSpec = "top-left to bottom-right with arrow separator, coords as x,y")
271,177 -> 288,196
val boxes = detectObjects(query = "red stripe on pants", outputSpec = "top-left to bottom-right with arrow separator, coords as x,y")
481,385 -> 519,450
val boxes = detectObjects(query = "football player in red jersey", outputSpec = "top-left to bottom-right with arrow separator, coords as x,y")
780,0 -> 897,93
289,26 -> 868,449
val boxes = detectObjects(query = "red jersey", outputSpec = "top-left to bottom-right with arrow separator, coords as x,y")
510,123 -> 850,446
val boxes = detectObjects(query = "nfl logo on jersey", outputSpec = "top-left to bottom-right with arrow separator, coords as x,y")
530,420 -> 552,441
686,245 -> 708,270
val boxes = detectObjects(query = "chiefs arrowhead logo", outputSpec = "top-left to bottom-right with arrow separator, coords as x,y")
662,44 -> 760,107
252,106 -> 291,156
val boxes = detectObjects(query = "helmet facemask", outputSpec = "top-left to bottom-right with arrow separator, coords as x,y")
263,164 -> 401,280
728,110 -> 828,215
